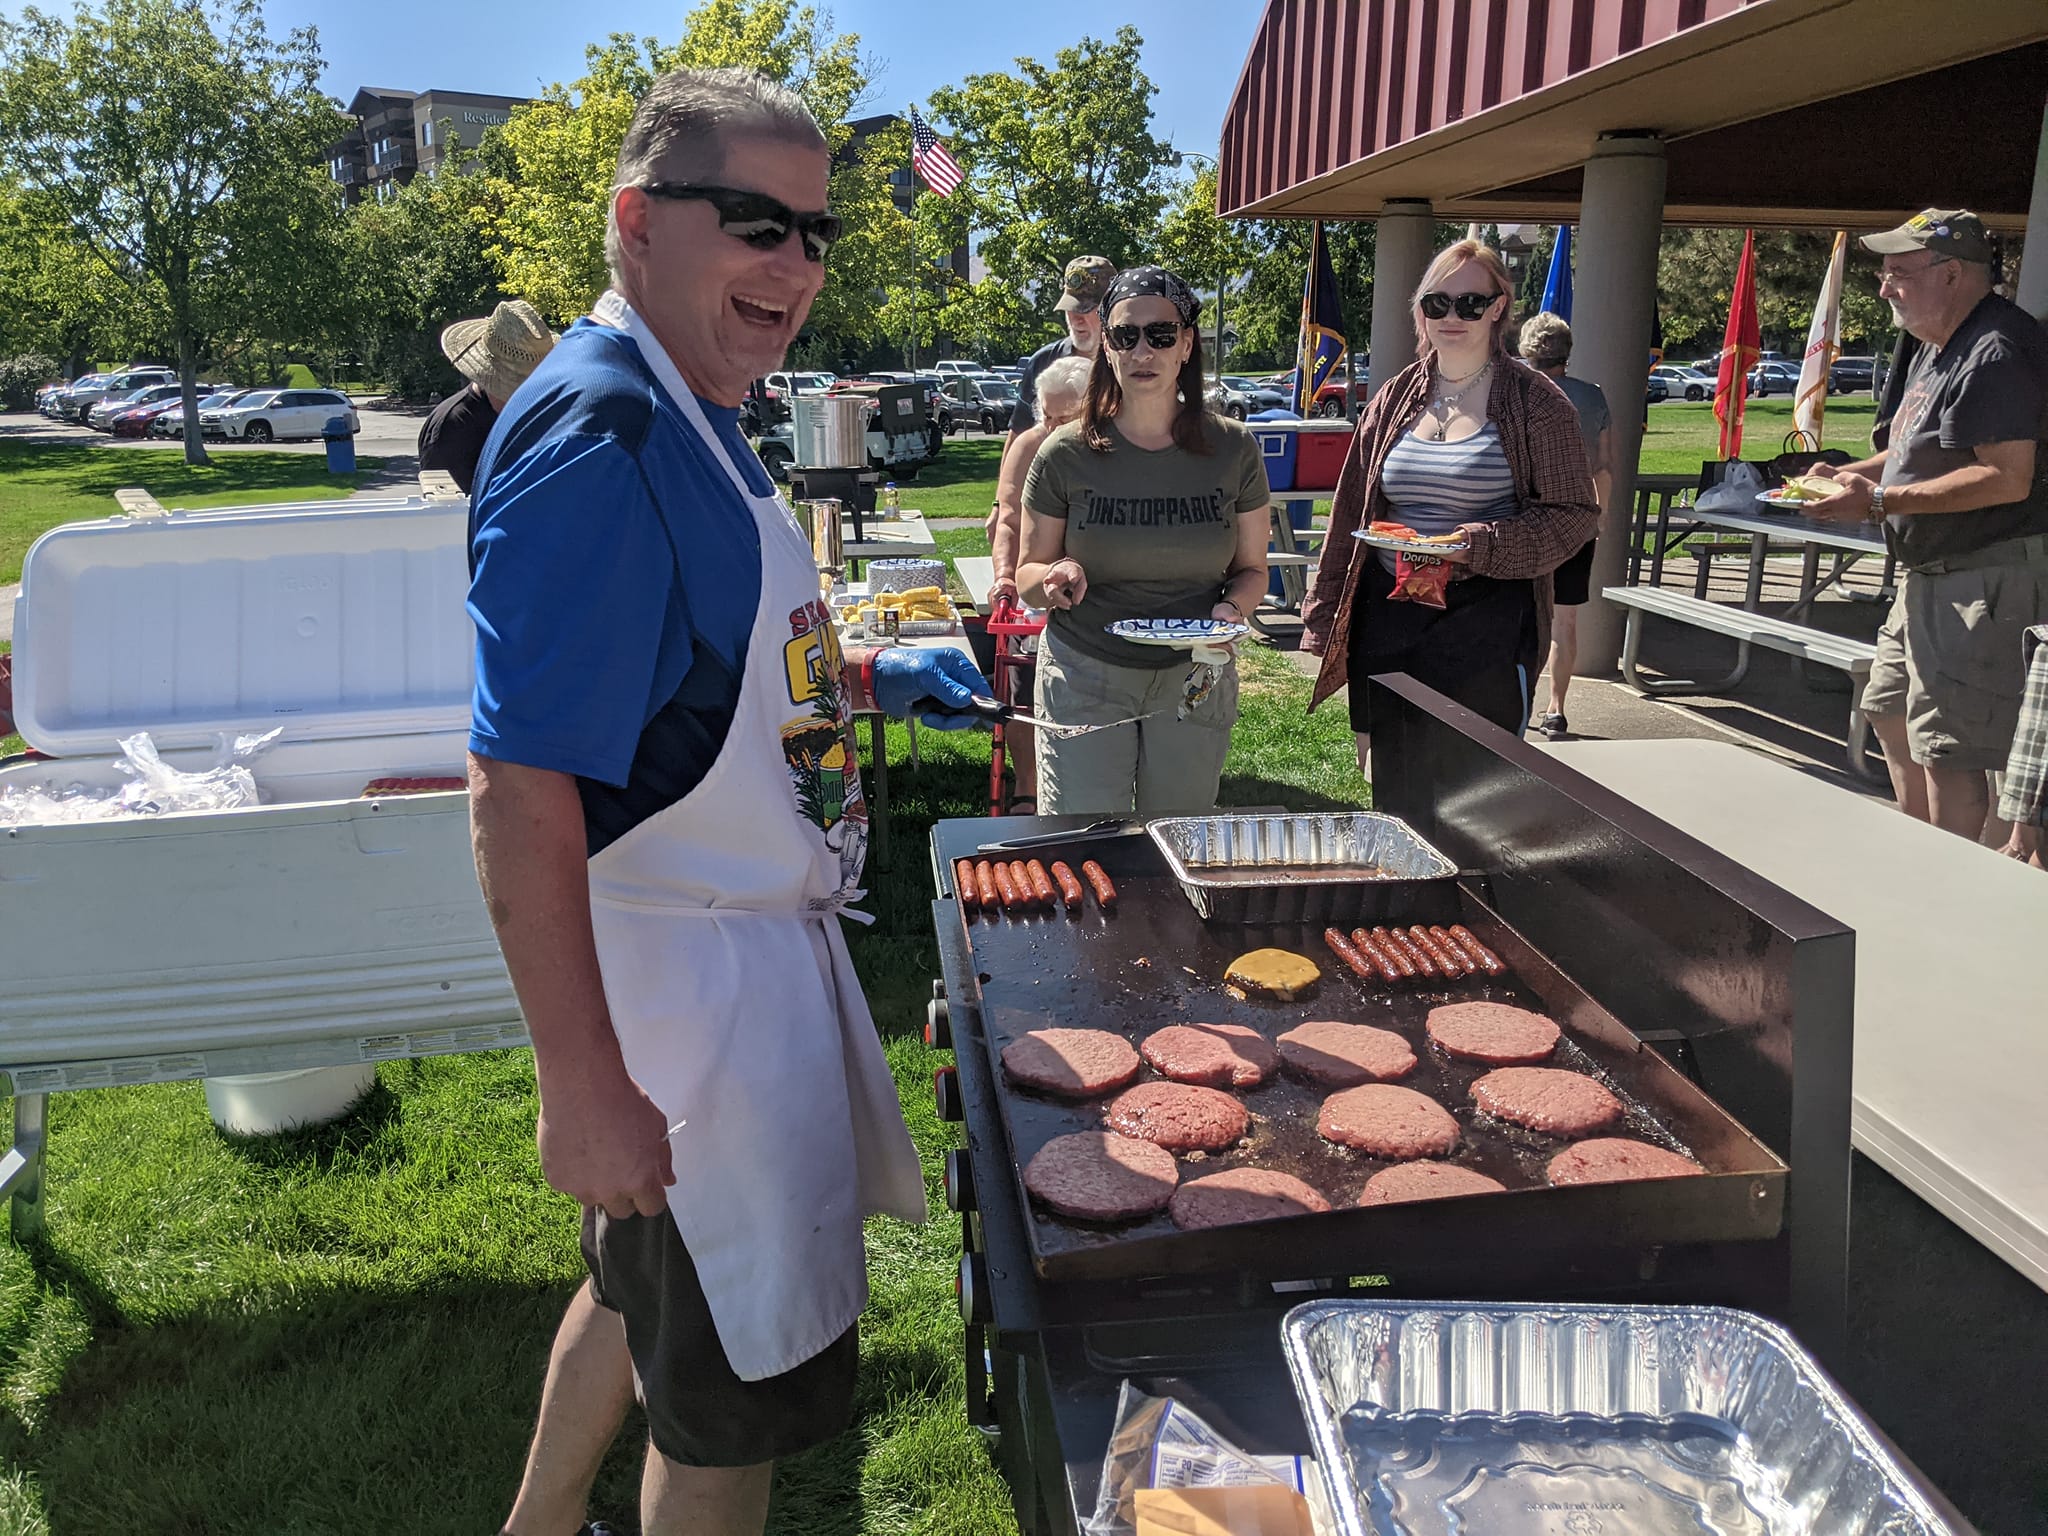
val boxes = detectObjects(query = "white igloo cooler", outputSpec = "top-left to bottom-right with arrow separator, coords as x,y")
0,493 -> 524,1137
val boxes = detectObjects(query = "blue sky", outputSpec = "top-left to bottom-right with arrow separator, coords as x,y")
245,1 -> 1259,157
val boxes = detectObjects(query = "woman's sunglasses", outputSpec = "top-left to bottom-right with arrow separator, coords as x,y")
1419,290 -> 1501,321
637,183 -> 842,263
1104,321 -> 1186,352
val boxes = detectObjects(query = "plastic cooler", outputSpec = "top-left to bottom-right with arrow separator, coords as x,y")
0,494 -> 522,1133
1252,422 -> 1301,492
1292,422 -> 1352,492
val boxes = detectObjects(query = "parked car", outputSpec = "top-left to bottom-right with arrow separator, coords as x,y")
1747,362 -> 1799,397
1828,356 -> 1877,393
62,367 -> 175,421
941,375 -> 1019,434
763,371 -> 832,399
1646,375 -> 1669,404
1265,364 -> 1368,418
89,382 -> 183,431
109,396 -> 190,437
932,360 -> 990,380
1221,374 -> 1290,413
150,388 -> 250,438
200,388 -> 358,442
1649,365 -> 1714,401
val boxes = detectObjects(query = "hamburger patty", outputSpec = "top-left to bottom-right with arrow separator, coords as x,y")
1000,1028 -> 1141,1099
1317,1084 -> 1460,1158
1470,1067 -> 1622,1135
1104,1081 -> 1249,1153
1358,1161 -> 1507,1206
1168,1167 -> 1331,1230
1140,1023 -> 1278,1088
1425,1002 -> 1561,1065
1277,1020 -> 1418,1086
1023,1132 -> 1179,1221
1547,1138 -> 1706,1186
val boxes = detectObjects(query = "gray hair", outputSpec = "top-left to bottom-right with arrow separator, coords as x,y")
604,67 -> 827,282
1036,355 -> 1092,415
1518,311 -> 1572,368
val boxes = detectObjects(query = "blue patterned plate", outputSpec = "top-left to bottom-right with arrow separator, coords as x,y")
1106,617 -> 1253,647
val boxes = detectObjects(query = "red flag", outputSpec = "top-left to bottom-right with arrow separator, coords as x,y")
1713,231 -> 1761,460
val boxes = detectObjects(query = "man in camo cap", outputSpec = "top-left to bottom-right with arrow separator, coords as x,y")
1007,254 -> 1117,440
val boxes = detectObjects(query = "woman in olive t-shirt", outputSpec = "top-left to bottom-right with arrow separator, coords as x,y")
1017,266 -> 1272,815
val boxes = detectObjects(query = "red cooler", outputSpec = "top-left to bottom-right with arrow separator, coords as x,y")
1293,422 -> 1353,492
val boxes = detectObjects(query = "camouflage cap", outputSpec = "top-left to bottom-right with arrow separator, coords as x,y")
1861,208 -> 1993,264
1054,255 -> 1118,312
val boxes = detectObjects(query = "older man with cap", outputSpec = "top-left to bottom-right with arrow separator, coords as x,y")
417,299 -> 558,493
1005,254 -> 1116,441
1804,208 -> 2048,839
464,66 -> 986,1536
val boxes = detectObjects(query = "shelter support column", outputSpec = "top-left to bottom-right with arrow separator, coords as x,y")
1571,134 -> 1668,675
1368,200 -> 1434,398
2016,86 -> 2048,320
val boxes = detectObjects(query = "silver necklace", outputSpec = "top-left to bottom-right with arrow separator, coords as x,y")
1425,361 -> 1491,440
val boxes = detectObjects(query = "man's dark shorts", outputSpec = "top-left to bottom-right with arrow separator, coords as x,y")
582,1206 -> 858,1467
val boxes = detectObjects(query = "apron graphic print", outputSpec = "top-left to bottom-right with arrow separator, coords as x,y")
779,594 -> 868,898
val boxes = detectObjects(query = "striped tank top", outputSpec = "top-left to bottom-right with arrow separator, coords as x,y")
1376,422 -> 1520,566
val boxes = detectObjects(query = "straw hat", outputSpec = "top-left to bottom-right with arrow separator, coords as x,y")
440,300 -> 557,401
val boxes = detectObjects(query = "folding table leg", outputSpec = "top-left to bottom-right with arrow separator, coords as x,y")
867,712 -> 890,868
1,1091 -> 48,1242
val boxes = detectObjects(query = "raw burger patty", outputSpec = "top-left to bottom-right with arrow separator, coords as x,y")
1318,1084 -> 1460,1158
1277,1020 -> 1417,1086
1426,1002 -> 1561,1065
1001,1028 -> 1141,1098
1169,1167 -> 1331,1229
1358,1161 -> 1507,1206
1471,1067 -> 1622,1135
1548,1138 -> 1705,1186
1023,1132 -> 1178,1221
1105,1082 -> 1249,1153
1140,1023 -> 1278,1088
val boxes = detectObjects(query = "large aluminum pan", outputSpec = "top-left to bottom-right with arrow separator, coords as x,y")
1282,1300 -> 1960,1536
1147,812 -> 1457,924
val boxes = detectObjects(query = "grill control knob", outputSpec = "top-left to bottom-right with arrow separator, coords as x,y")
957,1252 -> 992,1325
933,1066 -> 963,1122
925,999 -> 952,1051
944,1149 -> 976,1212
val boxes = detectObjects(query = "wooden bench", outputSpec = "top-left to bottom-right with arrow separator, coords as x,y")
1602,585 -> 1880,777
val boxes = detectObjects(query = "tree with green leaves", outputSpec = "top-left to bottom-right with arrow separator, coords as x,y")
1151,166 -> 1266,372
483,0 -> 907,355
0,175 -> 150,371
0,0 -> 350,463
922,27 -> 1179,355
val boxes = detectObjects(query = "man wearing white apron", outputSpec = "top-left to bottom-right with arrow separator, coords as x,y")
464,68 -> 986,1536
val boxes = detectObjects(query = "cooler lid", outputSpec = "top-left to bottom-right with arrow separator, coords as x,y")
11,494 -> 475,757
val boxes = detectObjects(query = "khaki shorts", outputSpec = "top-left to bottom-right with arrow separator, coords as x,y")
1862,561 -> 2048,771
1034,630 -> 1239,816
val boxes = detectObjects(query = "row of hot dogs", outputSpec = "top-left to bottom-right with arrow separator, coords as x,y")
955,856 -> 1119,915
1325,923 -> 1506,983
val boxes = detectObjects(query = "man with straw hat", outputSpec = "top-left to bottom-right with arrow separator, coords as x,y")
417,298 -> 558,492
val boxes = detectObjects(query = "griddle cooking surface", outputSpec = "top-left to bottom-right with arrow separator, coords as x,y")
953,840 -> 1786,1282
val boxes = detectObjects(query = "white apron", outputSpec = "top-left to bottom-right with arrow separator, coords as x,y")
584,292 -> 926,1381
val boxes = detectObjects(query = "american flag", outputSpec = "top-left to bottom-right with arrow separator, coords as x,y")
909,108 -> 963,197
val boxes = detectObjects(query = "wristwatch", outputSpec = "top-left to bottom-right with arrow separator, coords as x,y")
1869,483 -> 1886,521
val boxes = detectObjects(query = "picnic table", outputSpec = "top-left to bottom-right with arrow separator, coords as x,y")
1545,738 -> 2048,1296
840,509 -> 936,576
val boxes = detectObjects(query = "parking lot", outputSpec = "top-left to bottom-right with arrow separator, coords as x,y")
12,397 -> 427,462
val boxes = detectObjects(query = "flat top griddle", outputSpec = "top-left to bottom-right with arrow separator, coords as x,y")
950,833 -> 1788,1284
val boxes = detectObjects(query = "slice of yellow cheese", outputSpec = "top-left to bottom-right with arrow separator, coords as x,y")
1223,947 -> 1321,1000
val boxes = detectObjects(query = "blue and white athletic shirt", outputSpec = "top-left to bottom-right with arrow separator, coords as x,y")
1375,422 -> 1522,569
465,319 -> 767,856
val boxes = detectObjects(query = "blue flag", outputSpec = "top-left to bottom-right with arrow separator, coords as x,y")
1540,225 -> 1573,322
1295,221 -> 1345,416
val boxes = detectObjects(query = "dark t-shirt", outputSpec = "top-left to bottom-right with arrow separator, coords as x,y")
419,383 -> 500,493
1009,336 -> 1077,434
1881,294 -> 2048,565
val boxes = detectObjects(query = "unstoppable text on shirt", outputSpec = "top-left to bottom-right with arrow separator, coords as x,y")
1082,491 -> 1230,528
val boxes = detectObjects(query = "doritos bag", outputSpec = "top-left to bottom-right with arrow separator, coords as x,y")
1372,521 -> 1459,609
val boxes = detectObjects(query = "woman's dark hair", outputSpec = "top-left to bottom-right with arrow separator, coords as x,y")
1081,322 -> 1212,455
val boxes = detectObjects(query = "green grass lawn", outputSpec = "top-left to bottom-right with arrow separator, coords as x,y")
0,442 -> 383,586
0,462 -> 1367,1534
1637,396 -> 1875,477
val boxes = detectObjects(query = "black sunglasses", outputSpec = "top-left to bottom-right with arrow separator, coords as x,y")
1419,290 -> 1500,321
1104,321 -> 1185,352
637,183 -> 842,263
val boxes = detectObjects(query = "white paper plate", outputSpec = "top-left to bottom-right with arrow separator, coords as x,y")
1105,618 -> 1253,648
1755,490 -> 1823,512
1351,528 -> 1470,555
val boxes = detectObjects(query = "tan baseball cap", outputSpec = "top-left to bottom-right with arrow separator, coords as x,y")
1054,255 -> 1117,312
1861,208 -> 1993,264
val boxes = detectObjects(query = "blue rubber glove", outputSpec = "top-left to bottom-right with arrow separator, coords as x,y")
870,646 -> 989,729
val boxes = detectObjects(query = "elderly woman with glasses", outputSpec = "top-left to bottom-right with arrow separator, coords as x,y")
1016,266 -> 1272,814
1301,238 -> 1599,774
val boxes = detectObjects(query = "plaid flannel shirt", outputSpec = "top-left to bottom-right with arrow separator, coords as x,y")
1998,625 -> 2048,827
1301,357 -> 1600,713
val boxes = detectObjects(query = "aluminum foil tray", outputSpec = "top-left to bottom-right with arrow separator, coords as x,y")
1147,812 -> 1457,924
1282,1300 -> 1958,1536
